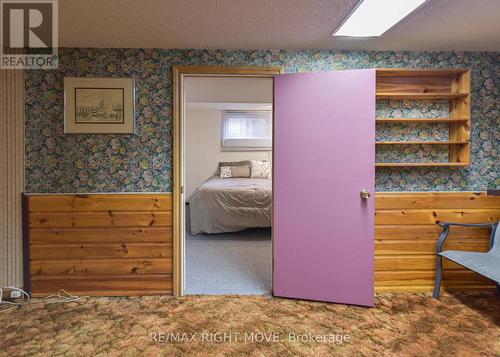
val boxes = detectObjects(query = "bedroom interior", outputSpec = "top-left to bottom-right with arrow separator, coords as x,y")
183,76 -> 273,295
1,0 -> 499,355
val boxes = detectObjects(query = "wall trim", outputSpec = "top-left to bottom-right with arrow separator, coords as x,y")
0,68 -> 25,288
22,194 -> 30,294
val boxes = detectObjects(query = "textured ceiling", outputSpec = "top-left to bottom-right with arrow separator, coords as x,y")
59,0 -> 500,51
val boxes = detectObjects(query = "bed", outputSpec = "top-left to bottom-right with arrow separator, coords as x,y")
189,176 -> 272,234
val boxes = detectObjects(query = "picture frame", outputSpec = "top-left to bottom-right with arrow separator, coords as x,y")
64,77 -> 135,134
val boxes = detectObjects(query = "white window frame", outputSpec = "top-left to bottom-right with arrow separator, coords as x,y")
221,110 -> 272,151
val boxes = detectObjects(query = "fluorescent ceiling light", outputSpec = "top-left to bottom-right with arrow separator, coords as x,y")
333,0 -> 426,37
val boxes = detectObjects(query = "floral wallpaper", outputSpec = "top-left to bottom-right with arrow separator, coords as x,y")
25,49 -> 499,192
375,99 -> 451,163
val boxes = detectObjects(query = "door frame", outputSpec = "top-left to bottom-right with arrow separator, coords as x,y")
172,65 -> 283,296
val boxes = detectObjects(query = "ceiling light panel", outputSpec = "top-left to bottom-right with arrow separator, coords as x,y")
333,0 -> 427,37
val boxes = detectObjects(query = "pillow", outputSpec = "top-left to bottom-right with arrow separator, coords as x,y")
219,166 -> 232,178
230,165 -> 251,178
218,160 -> 250,168
250,160 -> 271,178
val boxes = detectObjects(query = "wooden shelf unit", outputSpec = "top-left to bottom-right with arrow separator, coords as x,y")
376,92 -> 468,100
375,68 -> 471,167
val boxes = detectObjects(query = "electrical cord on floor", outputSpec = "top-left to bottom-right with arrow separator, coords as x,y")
43,289 -> 81,304
0,287 -> 30,312
0,287 -> 81,312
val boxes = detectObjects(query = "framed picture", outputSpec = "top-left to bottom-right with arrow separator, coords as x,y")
64,77 -> 135,134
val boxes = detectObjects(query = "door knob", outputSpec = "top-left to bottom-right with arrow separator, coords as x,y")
360,189 -> 371,199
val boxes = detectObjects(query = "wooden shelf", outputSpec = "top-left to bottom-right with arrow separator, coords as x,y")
376,92 -> 468,100
376,68 -> 468,77
376,141 -> 469,145
376,117 -> 469,124
376,162 -> 469,167
374,68 -> 471,166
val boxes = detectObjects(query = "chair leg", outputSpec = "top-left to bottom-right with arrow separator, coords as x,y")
433,255 -> 443,299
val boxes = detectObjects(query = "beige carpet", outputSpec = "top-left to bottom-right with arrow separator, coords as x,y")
1,292 -> 499,356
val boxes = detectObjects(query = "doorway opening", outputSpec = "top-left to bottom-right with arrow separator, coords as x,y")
173,66 -> 283,296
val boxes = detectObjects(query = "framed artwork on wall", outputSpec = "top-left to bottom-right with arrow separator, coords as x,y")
64,77 -> 135,134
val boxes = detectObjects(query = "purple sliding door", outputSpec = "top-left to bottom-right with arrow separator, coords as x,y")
273,69 -> 376,306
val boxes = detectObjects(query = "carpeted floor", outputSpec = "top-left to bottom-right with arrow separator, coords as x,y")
1,292 -> 498,356
186,228 -> 272,295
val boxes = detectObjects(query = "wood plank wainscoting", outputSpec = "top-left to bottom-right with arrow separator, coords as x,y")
24,193 -> 172,297
374,192 -> 499,291
24,192 -> 498,296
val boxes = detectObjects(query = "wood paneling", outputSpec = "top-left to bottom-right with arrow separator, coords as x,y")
30,227 -> 172,244
31,258 -> 171,275
0,69 -> 25,288
375,239 -> 489,255
375,208 -> 500,225
31,274 -> 171,296
375,255 -> 467,271
27,192 -> 498,296
29,211 -> 172,228
375,192 -> 499,209
26,193 -> 173,297
28,194 -> 172,211
30,243 -> 171,260
374,270 -> 492,292
374,192 -> 499,292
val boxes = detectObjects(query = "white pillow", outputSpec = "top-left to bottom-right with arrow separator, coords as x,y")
220,166 -> 232,178
250,160 -> 271,178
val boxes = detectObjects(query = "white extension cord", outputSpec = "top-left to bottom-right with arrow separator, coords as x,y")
0,287 -> 81,313
43,289 -> 81,304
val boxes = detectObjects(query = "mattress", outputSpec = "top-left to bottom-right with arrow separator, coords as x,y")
189,177 -> 272,234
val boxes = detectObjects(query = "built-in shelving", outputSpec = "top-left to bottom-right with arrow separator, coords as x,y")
375,68 -> 471,167
376,92 -> 468,100
375,69 -> 468,77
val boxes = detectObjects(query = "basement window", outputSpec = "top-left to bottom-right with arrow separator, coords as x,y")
222,110 -> 272,150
